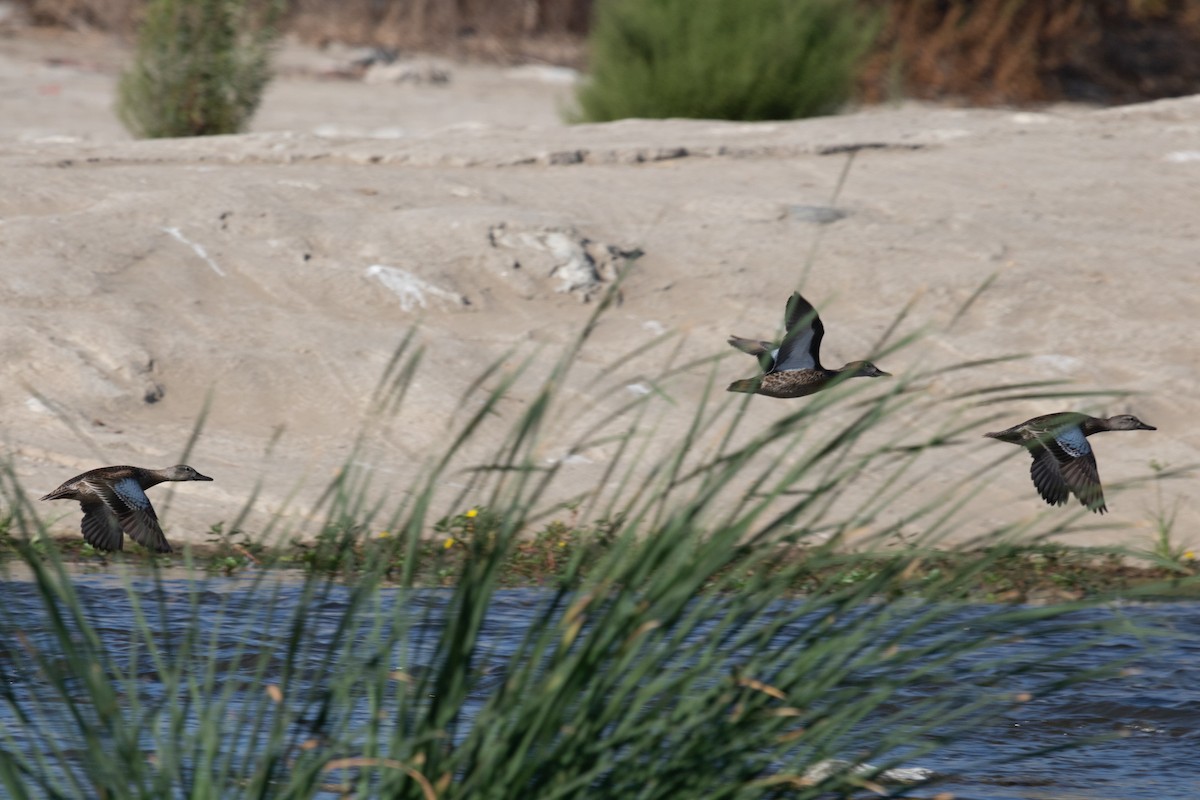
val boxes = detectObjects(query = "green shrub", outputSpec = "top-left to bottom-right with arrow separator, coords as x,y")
116,0 -> 282,138
573,0 -> 880,122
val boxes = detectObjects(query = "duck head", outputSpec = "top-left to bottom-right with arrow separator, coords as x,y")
164,465 -> 214,481
1103,415 -> 1156,432
844,360 -> 890,379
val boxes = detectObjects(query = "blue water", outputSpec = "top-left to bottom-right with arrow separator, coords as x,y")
1,571 -> 1198,799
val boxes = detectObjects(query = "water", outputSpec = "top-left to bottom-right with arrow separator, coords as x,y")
1,571 -> 1198,799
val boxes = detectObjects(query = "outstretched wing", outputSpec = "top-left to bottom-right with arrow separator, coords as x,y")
87,477 -> 173,553
1029,429 -> 1106,514
1028,447 -> 1070,507
772,292 -> 825,372
79,501 -> 125,552
727,336 -> 780,372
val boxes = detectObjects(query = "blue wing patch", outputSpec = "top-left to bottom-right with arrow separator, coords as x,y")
111,477 -> 153,510
1054,426 -> 1091,459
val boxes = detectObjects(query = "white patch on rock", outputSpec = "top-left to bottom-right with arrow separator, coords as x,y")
1165,150 -> 1200,163
162,227 -> 225,277
25,396 -> 50,414
626,383 -> 652,396
705,123 -> 776,135
1011,112 -> 1055,125
544,453 -> 593,466
363,61 -> 451,86
24,134 -> 81,144
1031,354 -> 1083,373
365,265 -> 464,311
503,65 -> 580,85
927,128 -> 971,141
487,222 -> 636,300
277,180 -> 322,191
312,124 -> 408,139
641,320 -> 666,335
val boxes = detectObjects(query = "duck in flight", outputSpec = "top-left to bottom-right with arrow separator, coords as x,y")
41,464 -> 213,553
727,291 -> 889,398
984,413 -> 1155,514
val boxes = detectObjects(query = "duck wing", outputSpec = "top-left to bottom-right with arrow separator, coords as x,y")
727,336 -> 779,372
1028,446 -> 1070,507
87,477 -> 173,553
79,501 -> 126,552
727,336 -> 772,356
1056,450 -> 1105,514
772,293 -> 825,372
1032,428 -> 1106,514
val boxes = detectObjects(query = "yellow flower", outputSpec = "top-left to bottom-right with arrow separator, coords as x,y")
444,537 -> 456,549
558,540 -> 566,548
1184,550 -> 1196,561
377,530 -> 390,539
465,508 -> 479,519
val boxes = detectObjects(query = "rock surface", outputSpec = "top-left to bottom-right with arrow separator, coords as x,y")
2,32 -> 1195,550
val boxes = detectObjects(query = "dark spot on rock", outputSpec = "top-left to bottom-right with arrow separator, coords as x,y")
788,205 -> 847,225
817,142 -> 924,156
547,150 -> 585,165
143,384 -> 165,404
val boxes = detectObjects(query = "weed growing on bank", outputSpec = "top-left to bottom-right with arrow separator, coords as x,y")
117,0 -> 282,138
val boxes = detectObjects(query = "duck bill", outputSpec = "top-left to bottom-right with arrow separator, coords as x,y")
1136,422 -> 1157,431
193,472 -> 215,481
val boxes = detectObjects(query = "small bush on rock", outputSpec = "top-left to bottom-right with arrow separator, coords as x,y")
573,0 -> 880,122
117,0 -> 282,138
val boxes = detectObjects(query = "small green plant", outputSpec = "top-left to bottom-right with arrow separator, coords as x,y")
287,521 -> 370,575
572,0 -> 880,122
434,506 -> 495,547
1144,460 -> 1195,571
205,521 -> 263,574
117,0 -> 282,138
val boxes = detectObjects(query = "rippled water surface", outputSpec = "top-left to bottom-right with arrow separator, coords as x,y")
1,572 -> 1198,799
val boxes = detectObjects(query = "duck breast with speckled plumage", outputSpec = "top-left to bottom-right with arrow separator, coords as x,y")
728,291 -> 888,399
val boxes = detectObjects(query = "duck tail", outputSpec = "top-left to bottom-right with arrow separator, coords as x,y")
727,378 -> 760,394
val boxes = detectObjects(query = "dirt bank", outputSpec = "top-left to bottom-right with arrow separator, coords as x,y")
1,33 -> 1195,551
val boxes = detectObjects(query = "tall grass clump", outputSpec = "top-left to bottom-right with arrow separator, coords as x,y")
116,0 -> 282,138
572,0 -> 880,122
0,280 -> 1169,797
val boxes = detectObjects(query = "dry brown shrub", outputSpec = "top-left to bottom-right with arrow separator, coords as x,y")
21,0 -> 139,31
860,0 -> 1200,105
